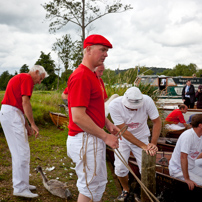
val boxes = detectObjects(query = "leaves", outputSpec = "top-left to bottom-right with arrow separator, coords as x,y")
19,64 -> 29,73
42,0 -> 133,44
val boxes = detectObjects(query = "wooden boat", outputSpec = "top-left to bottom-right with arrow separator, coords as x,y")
49,111 -> 69,127
157,137 -> 177,152
165,128 -> 186,138
106,148 -> 202,202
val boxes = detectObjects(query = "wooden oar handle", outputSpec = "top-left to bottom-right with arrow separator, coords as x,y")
116,125 -> 128,139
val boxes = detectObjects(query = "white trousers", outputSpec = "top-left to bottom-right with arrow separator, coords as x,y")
170,165 -> 202,186
195,158 -> 202,168
165,122 -> 185,131
114,137 -> 149,177
67,132 -> 107,202
0,105 -> 30,193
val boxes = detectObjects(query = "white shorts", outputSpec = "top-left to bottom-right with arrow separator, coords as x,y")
114,137 -> 149,177
195,158 -> 202,168
165,123 -> 185,131
67,132 -> 107,202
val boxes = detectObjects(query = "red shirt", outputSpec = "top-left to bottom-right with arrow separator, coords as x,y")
63,87 -> 68,94
1,73 -> 34,113
99,78 -> 108,100
165,109 -> 186,124
67,64 -> 105,136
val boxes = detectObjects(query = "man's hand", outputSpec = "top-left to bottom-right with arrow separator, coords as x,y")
31,124 -> 39,138
185,179 -> 198,190
144,143 -> 158,156
103,133 -> 119,149
26,125 -> 33,136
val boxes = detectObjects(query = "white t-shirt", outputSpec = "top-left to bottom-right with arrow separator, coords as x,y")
169,128 -> 202,174
108,95 -> 159,140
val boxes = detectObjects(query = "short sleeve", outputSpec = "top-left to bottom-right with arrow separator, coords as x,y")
68,73 -> 91,108
145,96 -> 159,120
21,76 -> 33,97
108,98 -> 124,125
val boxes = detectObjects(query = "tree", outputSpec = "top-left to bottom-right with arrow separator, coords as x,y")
0,71 -> 13,90
160,63 -> 198,76
71,40 -> 83,69
35,51 -> 57,90
52,34 -> 74,71
19,64 -> 29,73
42,0 -> 133,44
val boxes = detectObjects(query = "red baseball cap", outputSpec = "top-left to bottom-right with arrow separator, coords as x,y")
83,34 -> 113,49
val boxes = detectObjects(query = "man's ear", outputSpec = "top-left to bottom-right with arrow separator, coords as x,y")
86,46 -> 93,54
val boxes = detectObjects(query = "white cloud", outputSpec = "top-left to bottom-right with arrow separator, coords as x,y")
1,0 -> 202,75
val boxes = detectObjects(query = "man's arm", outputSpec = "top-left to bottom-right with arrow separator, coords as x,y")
116,123 -> 148,150
181,152 -> 197,190
183,122 -> 191,129
182,87 -> 185,101
22,95 -> 39,137
150,117 -> 161,145
144,116 -> 162,155
71,107 -> 119,149
197,152 -> 202,159
105,117 -> 120,135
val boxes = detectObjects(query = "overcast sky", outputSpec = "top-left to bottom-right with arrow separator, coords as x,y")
1,0 -> 202,75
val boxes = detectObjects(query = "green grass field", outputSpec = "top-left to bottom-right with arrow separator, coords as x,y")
0,90 -> 121,201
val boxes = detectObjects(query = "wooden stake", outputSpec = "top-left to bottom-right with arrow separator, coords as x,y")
141,150 -> 156,202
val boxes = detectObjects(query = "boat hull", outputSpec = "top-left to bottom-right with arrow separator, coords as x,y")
49,111 -> 69,127
106,148 -> 202,202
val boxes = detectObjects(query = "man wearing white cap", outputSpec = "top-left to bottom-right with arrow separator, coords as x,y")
108,86 -> 161,201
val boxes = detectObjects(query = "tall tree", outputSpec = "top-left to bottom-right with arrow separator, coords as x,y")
71,40 -> 83,69
42,0 -> 133,44
0,71 -> 13,90
35,51 -> 57,90
19,64 -> 29,73
161,63 -> 198,76
52,34 -> 74,71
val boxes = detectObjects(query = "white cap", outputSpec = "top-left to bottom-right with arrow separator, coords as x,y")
122,87 -> 143,109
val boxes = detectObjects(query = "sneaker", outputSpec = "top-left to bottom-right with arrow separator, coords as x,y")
29,185 -> 36,190
117,190 -> 129,201
13,189 -> 38,198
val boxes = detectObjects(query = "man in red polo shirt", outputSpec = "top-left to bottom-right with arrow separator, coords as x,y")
0,65 -> 48,198
165,104 -> 190,130
61,63 -> 108,105
66,34 -> 119,202
95,63 -> 108,102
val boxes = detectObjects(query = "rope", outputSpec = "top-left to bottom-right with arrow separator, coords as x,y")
80,133 -> 98,202
113,126 -> 160,202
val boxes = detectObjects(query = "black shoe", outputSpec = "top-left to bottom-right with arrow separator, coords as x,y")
117,190 -> 129,202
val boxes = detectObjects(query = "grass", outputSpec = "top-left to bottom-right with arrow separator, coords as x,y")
0,125 -> 120,202
0,83 -> 161,201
